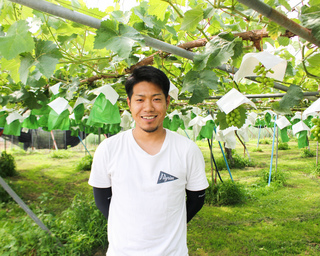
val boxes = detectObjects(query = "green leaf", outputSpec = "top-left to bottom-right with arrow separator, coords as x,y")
19,53 -> 35,84
194,34 -> 242,70
181,7 -> 203,32
277,36 -> 289,46
1,56 -> 20,83
267,21 -> 286,40
307,53 -> 320,68
182,70 -> 218,93
148,0 -> 169,20
57,33 -> 78,45
272,84 -> 304,114
182,70 -> 218,104
0,20 -> 35,60
271,101 -> 292,115
189,84 -> 209,104
94,20 -> 143,59
278,0 -> 291,11
35,40 -> 63,78
216,111 -> 228,130
280,84 -> 304,108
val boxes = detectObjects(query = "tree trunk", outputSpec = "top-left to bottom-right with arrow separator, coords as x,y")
224,144 -> 234,166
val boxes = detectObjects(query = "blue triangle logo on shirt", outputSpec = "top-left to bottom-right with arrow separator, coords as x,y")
157,171 -> 178,184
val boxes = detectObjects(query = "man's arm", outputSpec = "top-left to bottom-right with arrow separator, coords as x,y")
93,187 -> 112,220
186,189 -> 206,223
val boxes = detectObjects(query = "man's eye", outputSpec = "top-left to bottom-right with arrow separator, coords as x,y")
154,98 -> 161,101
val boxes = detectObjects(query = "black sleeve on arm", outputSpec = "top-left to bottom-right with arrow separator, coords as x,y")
93,187 -> 112,220
186,189 -> 206,223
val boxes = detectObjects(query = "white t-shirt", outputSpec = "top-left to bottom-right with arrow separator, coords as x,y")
89,129 -> 209,256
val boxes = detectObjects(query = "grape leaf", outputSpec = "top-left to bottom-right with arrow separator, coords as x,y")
193,34 -> 242,70
34,40 -> 63,78
188,84 -> 209,104
182,70 -> 218,104
1,56 -> 20,83
182,70 -> 218,92
19,53 -> 36,84
279,84 -> 304,109
0,20 -> 35,60
147,0 -> 169,20
278,0 -> 291,11
94,20 -> 144,59
271,102 -> 292,115
267,21 -> 286,40
300,5 -> 320,41
181,6 -> 203,32
307,53 -> 320,69
57,33 -> 78,45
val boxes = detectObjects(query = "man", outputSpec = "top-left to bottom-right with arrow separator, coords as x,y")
88,66 -> 209,256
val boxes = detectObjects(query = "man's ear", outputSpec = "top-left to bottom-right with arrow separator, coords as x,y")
127,97 -> 131,109
166,95 -> 170,108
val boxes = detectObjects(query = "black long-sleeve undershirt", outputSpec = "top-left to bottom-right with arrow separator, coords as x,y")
93,187 -> 206,223
186,189 -> 206,223
93,187 -> 112,219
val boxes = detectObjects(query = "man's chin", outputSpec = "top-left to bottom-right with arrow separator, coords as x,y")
142,126 -> 159,133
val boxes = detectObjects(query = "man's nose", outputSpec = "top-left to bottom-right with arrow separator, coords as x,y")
144,99 -> 154,111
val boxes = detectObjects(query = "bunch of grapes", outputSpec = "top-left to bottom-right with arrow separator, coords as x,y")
311,117 -> 320,142
253,62 -> 275,87
226,108 -> 241,128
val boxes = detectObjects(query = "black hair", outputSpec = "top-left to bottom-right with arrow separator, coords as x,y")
125,66 -> 170,99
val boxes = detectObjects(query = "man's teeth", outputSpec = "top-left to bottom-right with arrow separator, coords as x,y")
143,116 -> 155,119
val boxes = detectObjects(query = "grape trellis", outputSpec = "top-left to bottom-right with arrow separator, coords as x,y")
0,0 -> 320,142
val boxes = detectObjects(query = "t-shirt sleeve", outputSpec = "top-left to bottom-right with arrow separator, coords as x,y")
186,142 -> 209,191
88,142 -> 112,188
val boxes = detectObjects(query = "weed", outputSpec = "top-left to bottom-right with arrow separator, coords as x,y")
215,152 -> 255,170
7,147 -> 27,155
0,193 -> 108,255
252,147 -> 263,152
260,139 -> 271,144
75,155 -> 93,171
0,179 -> 21,203
278,142 -> 289,150
311,164 -> 320,176
300,148 -> 315,158
205,180 -> 247,206
260,168 -> 288,186
0,151 -> 17,177
49,150 -> 71,159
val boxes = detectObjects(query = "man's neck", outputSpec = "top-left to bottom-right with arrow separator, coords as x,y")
132,128 -> 167,155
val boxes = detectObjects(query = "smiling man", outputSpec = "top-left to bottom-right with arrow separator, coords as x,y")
88,66 -> 209,256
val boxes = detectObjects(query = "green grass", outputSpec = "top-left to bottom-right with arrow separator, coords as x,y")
188,139 -> 320,256
1,138 -> 320,255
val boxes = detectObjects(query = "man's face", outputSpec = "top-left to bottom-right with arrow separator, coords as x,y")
127,81 -> 170,134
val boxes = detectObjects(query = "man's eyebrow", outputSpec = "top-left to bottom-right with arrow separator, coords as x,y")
133,93 -> 163,97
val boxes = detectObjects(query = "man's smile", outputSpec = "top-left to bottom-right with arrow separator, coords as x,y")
142,115 -> 157,120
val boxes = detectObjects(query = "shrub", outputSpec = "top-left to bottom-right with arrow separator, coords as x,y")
0,151 -> 17,178
205,180 -> 247,206
260,169 -> 288,186
260,139 -> 271,144
301,149 -> 315,158
75,155 -> 93,171
0,193 -> 108,256
278,142 -> 289,150
215,152 -> 255,170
